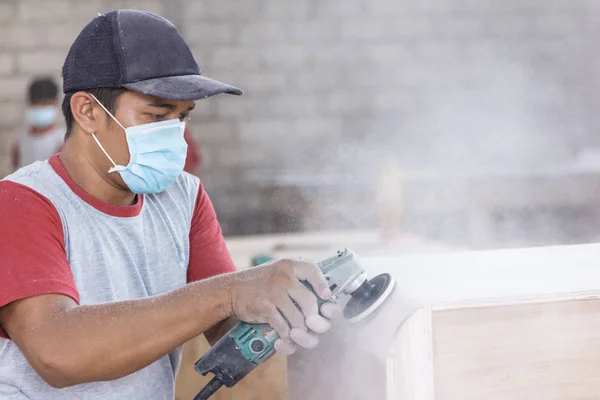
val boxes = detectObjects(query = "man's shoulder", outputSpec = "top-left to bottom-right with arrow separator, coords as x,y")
3,161 -> 65,207
178,171 -> 201,186
146,172 -> 203,218
0,174 -> 59,218
3,160 -> 56,187
162,171 -> 202,199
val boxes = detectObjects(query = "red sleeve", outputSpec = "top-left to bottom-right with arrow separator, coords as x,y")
187,182 -> 236,283
0,182 -> 79,339
183,128 -> 202,174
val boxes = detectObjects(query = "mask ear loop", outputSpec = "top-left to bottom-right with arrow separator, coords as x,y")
90,132 -> 125,172
89,93 -> 127,131
88,93 -> 128,173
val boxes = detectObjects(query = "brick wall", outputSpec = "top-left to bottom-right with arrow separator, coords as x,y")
2,0 -> 600,235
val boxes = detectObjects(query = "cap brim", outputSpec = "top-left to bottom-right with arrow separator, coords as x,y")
122,74 -> 243,101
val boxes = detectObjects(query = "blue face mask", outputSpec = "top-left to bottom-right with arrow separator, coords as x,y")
27,106 -> 57,128
90,94 -> 188,195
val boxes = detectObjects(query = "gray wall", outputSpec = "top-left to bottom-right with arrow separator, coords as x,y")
1,0 -> 599,236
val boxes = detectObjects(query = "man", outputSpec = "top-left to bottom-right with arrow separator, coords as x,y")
0,10 -> 337,400
11,77 -> 65,170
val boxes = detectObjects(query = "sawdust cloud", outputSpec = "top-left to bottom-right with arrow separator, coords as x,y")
266,6 -> 600,398
257,33 -> 594,249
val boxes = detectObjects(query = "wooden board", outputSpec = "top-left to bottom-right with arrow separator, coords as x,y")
288,243 -> 600,400
387,297 -> 600,400
386,307 -> 434,400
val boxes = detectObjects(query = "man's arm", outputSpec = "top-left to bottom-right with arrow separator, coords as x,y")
0,277 -> 232,388
0,181 -> 336,389
187,181 -> 239,347
1,260 -> 335,389
0,181 -> 232,388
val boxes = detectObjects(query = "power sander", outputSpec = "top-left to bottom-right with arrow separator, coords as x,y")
192,248 -> 396,399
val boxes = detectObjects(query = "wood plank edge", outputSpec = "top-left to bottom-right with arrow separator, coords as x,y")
386,306 -> 436,400
431,290 -> 600,311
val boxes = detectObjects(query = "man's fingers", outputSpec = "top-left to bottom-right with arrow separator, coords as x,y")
287,285 -> 319,318
277,295 -> 308,332
292,260 -> 331,300
266,308 -> 292,343
306,315 -> 331,334
274,339 -> 297,355
320,302 -> 341,320
290,327 -> 319,349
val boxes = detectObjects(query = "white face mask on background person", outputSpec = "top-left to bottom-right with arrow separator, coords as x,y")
89,94 -> 188,195
27,106 -> 57,128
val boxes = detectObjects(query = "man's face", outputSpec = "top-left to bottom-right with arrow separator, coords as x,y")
92,91 -> 195,191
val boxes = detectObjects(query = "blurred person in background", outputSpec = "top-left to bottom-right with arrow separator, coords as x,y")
11,77 -> 65,171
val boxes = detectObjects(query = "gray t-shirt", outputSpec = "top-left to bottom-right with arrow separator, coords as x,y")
0,155 -> 235,399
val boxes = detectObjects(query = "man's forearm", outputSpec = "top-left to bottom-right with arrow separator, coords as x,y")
8,274 -> 233,387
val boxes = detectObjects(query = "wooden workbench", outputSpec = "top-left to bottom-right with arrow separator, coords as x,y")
287,242 -> 600,399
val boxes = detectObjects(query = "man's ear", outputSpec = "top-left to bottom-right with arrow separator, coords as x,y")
70,92 -> 104,135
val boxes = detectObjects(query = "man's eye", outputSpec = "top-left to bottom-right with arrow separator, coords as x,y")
179,114 -> 191,122
150,114 -> 166,121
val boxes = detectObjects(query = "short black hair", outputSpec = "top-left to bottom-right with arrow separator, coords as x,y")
62,87 -> 127,139
28,77 -> 59,104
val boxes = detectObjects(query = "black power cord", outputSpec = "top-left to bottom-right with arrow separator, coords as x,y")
193,377 -> 223,400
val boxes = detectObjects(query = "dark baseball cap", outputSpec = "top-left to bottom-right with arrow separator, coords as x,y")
62,9 -> 243,101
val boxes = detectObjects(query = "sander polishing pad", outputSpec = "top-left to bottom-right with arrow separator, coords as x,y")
343,273 -> 396,324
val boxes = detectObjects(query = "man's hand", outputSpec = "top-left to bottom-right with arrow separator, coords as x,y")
227,259 -> 340,355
